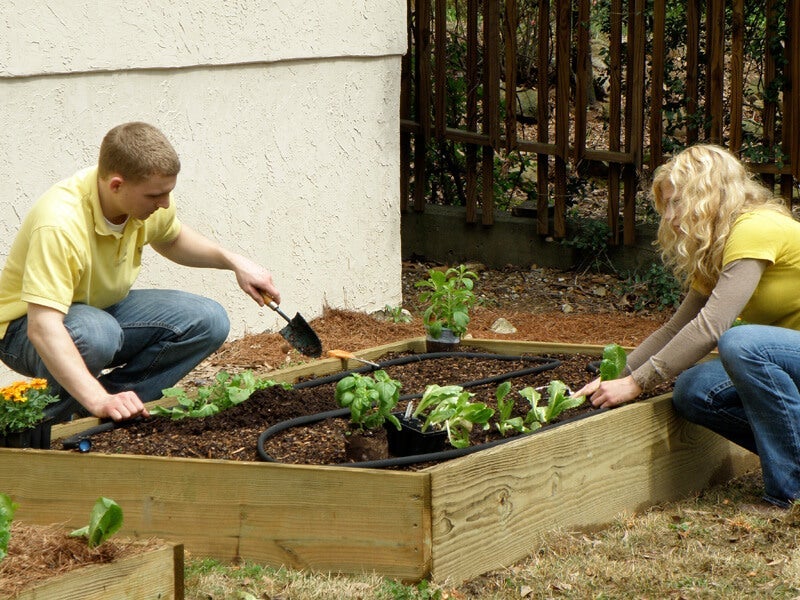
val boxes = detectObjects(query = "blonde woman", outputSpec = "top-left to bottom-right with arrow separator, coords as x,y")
575,143 -> 800,509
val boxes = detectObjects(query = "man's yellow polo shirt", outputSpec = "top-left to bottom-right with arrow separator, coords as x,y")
0,166 -> 181,338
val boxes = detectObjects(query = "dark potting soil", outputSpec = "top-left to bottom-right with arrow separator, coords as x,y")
57,350 -> 673,469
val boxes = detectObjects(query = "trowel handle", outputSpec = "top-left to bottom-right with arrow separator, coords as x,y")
260,291 -> 279,311
261,292 -> 291,323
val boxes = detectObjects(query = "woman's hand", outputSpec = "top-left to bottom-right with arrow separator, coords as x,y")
574,375 -> 642,408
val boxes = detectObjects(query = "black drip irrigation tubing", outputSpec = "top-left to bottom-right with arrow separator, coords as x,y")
258,351 -> 566,468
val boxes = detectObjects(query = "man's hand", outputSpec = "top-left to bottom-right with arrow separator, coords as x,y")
86,391 -> 150,421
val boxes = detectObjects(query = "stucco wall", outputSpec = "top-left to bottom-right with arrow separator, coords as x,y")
0,2 -> 405,384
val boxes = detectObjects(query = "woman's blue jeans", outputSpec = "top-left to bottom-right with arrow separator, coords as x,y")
0,289 -> 230,422
673,325 -> 800,508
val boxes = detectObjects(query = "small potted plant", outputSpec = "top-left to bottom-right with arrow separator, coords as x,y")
415,264 -> 479,352
0,378 -> 59,449
409,383 -> 495,449
334,370 -> 403,462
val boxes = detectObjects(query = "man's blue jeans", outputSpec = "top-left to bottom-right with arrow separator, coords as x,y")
0,289 -> 230,422
673,324 -> 800,508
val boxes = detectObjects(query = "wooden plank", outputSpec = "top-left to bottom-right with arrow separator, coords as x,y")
729,0 -> 744,153
433,0 -> 447,139
574,0 -> 591,163
413,0 -> 432,213
465,0 -> 479,223
707,0 -> 724,143
649,0 -> 666,169
536,0 -> 551,236
686,0 -> 700,144
428,393 -> 758,583
2,452 -> 431,581
15,543 -> 183,600
503,0 -> 518,152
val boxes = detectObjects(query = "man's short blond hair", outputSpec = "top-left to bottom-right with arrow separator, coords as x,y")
98,122 -> 181,181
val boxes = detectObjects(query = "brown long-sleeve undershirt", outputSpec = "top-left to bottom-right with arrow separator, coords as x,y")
627,258 -> 768,391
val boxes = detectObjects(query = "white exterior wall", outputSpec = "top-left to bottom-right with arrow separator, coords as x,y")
0,2 -> 405,381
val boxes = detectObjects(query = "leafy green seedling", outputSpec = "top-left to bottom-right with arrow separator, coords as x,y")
599,343 -> 627,381
413,384 -> 494,448
415,265 -> 479,339
153,371 -> 290,420
69,497 -> 124,548
0,493 -> 18,561
335,370 -> 402,432
519,380 -> 586,428
495,381 -> 528,435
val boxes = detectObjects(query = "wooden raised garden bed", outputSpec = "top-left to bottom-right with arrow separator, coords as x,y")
0,339 -> 757,583
8,539 -> 183,600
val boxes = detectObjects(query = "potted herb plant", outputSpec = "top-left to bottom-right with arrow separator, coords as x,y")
0,378 -> 59,449
334,370 -> 403,461
415,264 -> 479,352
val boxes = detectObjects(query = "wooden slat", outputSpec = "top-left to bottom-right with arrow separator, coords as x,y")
481,0 -> 501,225
649,0 -> 666,169
574,0 -> 591,163
708,0 -> 725,143
413,0 -> 432,213
789,0 -> 800,181
607,0 -> 623,245
400,0 -> 413,212
729,0 -> 744,153
465,0 -> 479,223
4,452 -> 431,581
15,543 -> 184,600
503,0 -> 518,152
536,0 -> 551,236
429,393 -> 757,583
433,0 -> 447,139
686,0 -> 701,144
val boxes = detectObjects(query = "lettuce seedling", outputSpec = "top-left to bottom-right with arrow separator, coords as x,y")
0,493 -> 17,561
153,371 -> 291,420
599,343 -> 627,381
413,384 -> 494,448
519,380 -> 586,428
69,497 -> 124,549
495,381 -> 528,435
335,370 -> 402,432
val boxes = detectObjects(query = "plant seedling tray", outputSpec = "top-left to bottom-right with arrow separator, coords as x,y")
0,339 -> 757,583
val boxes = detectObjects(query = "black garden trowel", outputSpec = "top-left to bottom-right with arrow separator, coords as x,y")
262,293 -> 322,358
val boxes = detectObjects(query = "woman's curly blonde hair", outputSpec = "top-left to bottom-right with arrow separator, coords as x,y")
651,144 -> 789,293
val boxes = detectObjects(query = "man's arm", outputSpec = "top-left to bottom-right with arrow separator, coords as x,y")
151,224 -> 281,305
26,303 -> 149,421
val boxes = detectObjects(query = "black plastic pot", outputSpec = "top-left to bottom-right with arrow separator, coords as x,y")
425,328 -> 460,353
385,413 -> 447,456
1,418 -> 53,449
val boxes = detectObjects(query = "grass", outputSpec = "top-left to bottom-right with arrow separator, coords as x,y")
184,469 -> 800,599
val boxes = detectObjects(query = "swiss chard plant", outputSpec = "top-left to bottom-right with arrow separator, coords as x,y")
152,371 -> 291,420
412,384 -> 495,448
335,370 -> 403,432
0,493 -> 17,561
520,380 -> 586,429
69,497 -> 124,549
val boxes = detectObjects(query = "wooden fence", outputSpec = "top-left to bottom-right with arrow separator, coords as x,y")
400,0 -> 800,245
